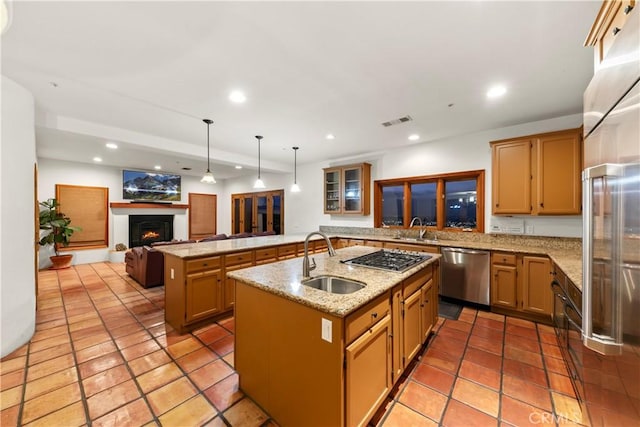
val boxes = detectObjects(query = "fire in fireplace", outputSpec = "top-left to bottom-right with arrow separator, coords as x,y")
129,215 -> 174,248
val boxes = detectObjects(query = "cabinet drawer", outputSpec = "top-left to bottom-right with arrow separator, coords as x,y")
225,251 -> 254,267
277,244 -> 298,259
492,253 -> 517,266
345,295 -> 390,344
255,247 -> 277,262
403,268 -> 432,298
186,256 -> 221,273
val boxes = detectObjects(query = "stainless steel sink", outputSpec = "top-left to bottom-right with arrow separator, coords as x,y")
302,276 -> 365,294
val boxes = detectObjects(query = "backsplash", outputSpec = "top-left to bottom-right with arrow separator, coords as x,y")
319,226 -> 582,251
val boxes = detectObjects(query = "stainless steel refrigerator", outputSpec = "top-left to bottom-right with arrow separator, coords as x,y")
580,5 -> 640,426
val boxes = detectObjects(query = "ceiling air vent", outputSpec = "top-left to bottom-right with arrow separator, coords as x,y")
381,115 -> 413,127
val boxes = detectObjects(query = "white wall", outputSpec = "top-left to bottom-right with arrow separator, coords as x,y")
1,76 -> 37,357
37,158 -> 225,267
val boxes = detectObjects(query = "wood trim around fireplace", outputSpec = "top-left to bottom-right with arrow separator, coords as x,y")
110,202 -> 189,209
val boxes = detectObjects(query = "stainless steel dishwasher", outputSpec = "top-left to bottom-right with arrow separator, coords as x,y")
440,247 -> 490,306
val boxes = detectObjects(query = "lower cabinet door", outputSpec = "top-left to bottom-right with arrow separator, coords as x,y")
185,270 -> 222,323
491,264 -> 518,308
346,315 -> 392,427
421,281 -> 435,340
403,289 -> 422,364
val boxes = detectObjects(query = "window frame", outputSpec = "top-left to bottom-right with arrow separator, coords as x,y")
373,170 -> 485,232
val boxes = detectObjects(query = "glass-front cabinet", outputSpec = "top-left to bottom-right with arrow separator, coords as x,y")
323,163 -> 371,215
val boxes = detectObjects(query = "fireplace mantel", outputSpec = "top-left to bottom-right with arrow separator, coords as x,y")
110,202 -> 188,209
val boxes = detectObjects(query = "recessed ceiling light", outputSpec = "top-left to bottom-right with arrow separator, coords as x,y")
93,157 -> 102,162
326,134 -> 335,140
154,165 -> 161,170
229,90 -> 246,103
235,165 -> 243,169
105,142 -> 118,149
408,134 -> 420,141
487,85 -> 507,98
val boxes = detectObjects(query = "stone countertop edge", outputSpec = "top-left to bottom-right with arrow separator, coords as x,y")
227,246 -> 441,318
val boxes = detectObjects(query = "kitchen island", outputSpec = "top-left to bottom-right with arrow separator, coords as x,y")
227,245 -> 441,427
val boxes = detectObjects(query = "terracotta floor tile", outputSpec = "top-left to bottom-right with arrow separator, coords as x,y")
203,373 -> 244,412
1,344 -> 28,360
120,339 -> 161,361
1,386 -> 23,411
551,392 -> 590,425
155,330 -> 190,348
218,316 -> 235,333
429,337 -> 467,359
458,360 -> 501,391
86,379 -> 141,420
538,332 -> 560,345
457,311 -> 477,324
24,367 -> 78,401
114,330 -> 152,350
505,333 -> 540,353
223,352 -> 234,368
544,355 -> 569,375
2,368 -> 25,389
147,377 -> 198,416
540,342 -> 563,360
202,416 -> 228,427
442,319 -> 473,333
537,323 -> 555,335
78,351 -> 124,379
128,349 -> 172,376
26,353 -> 75,382
468,334 -> 503,356
441,399 -> 498,427
157,394 -> 217,426
176,346 -> 218,373
476,311 -> 504,322
22,401 -> 86,427
137,362 -> 183,393
437,325 -> 470,343
189,359 -> 234,390
1,404 -> 20,426
411,363 -> 455,395
464,347 -> 502,372
72,331 -> 112,351
548,372 -> 576,397
91,398 -> 154,427
506,316 -> 536,329
195,324 -> 231,345
472,325 -> 504,341
1,355 -> 27,375
474,317 -> 504,332
586,400 -> 638,427
21,382 -> 82,424
381,402 -> 437,426
500,395 -> 554,427
398,380 -> 447,422
82,364 -> 132,397
502,374 -> 552,411
451,377 -> 499,417
223,398 -> 270,427
28,334 -> 71,354
68,318 -> 103,334
502,359 -> 548,388
166,336 -> 204,359
504,346 -> 543,369
209,335 -> 234,357
74,340 -> 117,364
31,324 -> 68,342
422,347 -> 461,374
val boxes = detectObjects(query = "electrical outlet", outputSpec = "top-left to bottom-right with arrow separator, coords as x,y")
170,268 -> 175,280
321,318 -> 332,343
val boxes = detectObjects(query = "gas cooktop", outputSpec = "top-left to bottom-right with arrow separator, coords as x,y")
341,249 -> 432,272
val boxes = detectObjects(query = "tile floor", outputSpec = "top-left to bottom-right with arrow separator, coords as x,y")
1,262 -> 587,426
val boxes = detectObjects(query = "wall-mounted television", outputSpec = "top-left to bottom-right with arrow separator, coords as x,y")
123,169 -> 181,201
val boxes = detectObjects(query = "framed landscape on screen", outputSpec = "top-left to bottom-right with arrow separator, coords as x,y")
123,169 -> 181,201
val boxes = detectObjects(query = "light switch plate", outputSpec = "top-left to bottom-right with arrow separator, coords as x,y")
321,318 -> 332,343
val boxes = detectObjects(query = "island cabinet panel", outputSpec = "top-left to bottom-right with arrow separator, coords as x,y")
345,315 -> 392,427
185,270 -> 223,323
345,296 -> 390,343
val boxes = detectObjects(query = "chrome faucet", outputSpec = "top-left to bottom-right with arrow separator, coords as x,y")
409,216 -> 426,240
303,231 -> 336,278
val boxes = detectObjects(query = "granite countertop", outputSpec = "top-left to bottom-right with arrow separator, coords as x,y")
227,246 -> 441,317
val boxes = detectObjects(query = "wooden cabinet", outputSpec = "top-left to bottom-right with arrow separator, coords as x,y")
345,315 -> 392,427
384,241 -> 440,254
323,163 -> 371,215
185,269 -> 223,323
585,1 -> 636,72
490,128 -> 582,215
223,251 -> 254,311
491,252 -> 553,322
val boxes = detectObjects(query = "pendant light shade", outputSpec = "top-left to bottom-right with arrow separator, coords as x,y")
201,119 -> 216,184
253,135 -> 265,189
291,146 -> 300,193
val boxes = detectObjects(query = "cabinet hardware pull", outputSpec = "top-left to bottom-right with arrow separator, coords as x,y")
613,27 -> 621,35
540,203 -> 544,208
624,4 -> 634,14
371,312 -> 378,318
495,203 -> 499,208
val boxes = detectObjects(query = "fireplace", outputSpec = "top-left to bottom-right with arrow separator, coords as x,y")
129,215 -> 174,248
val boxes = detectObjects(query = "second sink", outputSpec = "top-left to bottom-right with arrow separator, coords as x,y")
302,276 -> 365,294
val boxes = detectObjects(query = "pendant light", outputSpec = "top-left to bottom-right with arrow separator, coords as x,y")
200,119 -> 216,184
253,135 -> 265,189
291,146 -> 301,193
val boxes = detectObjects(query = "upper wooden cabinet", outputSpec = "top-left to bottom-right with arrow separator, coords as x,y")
323,163 -> 371,215
585,0 -> 636,72
490,128 -> 582,216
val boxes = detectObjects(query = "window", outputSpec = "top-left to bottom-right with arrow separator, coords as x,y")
374,170 -> 484,232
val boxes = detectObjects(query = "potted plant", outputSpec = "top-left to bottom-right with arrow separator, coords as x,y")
38,198 -> 81,269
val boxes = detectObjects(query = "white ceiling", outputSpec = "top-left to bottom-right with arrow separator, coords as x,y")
2,1 -> 600,179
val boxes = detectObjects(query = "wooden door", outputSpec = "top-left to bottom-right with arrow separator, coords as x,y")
185,269 -> 222,323
189,193 -> 217,240
402,289 -> 422,365
491,264 -> 518,308
345,315 -> 392,427
491,140 -> 532,214
421,281 -> 435,339
522,256 -> 553,316
534,129 -> 582,215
